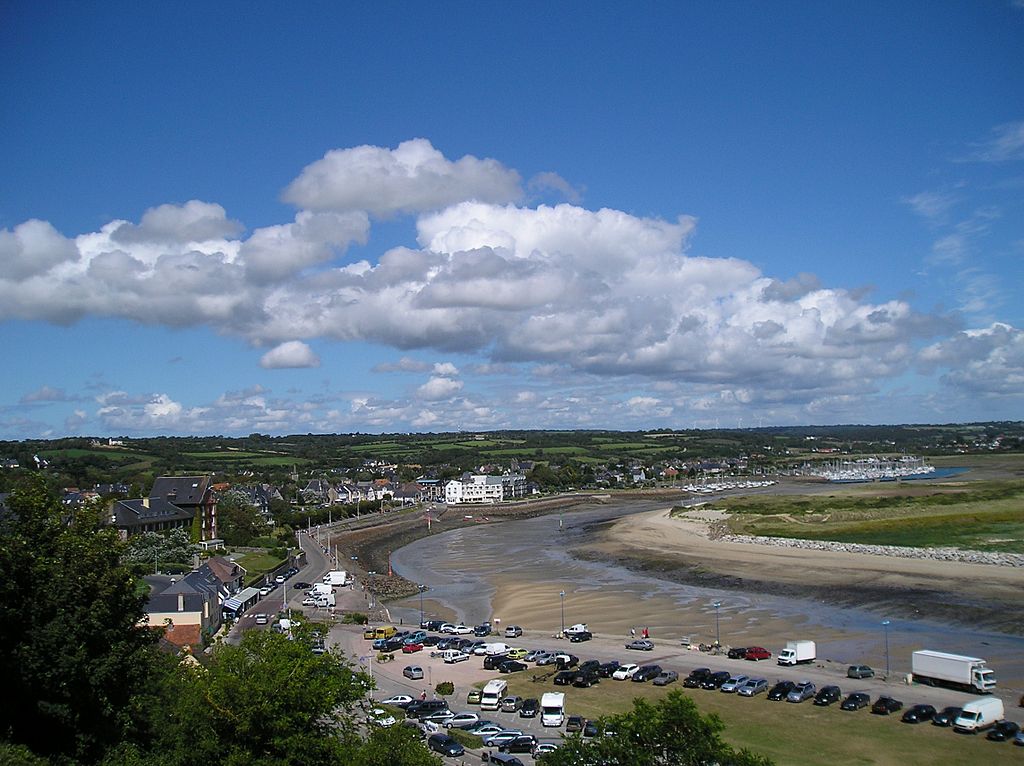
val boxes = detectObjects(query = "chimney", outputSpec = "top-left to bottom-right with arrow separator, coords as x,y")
142,497 -> 149,509
177,593 -> 184,612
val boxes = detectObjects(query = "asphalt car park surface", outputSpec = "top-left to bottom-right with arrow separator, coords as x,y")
328,619 -> 1018,764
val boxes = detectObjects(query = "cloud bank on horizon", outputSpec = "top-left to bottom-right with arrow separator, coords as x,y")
2,137 -> 1022,437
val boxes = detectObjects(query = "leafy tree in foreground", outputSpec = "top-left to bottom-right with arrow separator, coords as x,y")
151,628 -> 442,766
539,690 -> 774,766
0,476 -> 164,764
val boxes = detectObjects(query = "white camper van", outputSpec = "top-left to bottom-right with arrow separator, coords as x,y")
541,692 -> 565,727
480,679 -> 508,711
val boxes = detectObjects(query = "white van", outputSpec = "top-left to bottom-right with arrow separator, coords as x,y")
480,679 -> 508,711
484,642 -> 510,656
541,691 -> 565,727
954,697 -> 1004,733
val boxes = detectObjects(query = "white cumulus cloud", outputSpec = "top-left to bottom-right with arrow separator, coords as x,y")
260,341 -> 321,369
282,138 -> 523,216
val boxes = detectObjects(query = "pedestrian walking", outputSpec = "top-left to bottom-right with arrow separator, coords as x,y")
642,626 -> 649,639
420,690 -> 427,701
630,627 -> 636,639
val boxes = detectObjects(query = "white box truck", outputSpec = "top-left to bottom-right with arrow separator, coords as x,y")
323,570 -> 348,586
314,592 -> 335,608
911,650 -> 997,693
777,640 -> 815,666
481,679 -> 508,711
953,697 -> 1004,733
541,691 -> 565,727
310,583 -> 332,597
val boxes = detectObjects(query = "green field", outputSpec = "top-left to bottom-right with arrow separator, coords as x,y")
489,674 -> 1018,766
717,480 -> 1024,553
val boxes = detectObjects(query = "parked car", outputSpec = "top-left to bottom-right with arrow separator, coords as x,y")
1014,729 -> 1024,746
612,663 -> 640,680
301,597 -> 318,607
474,623 -> 492,636
444,712 -> 480,730
902,704 -> 937,723
597,660 -> 621,677
786,681 -> 816,703
683,668 -> 712,688
500,696 -> 524,713
505,625 -> 523,638
872,696 -> 903,715
525,648 -> 549,662
625,639 -> 655,651
582,720 -> 599,737
847,664 -> 874,679
534,652 -> 557,666
987,720 -> 1020,742
737,678 -> 769,697
565,715 -> 585,733
932,706 -> 962,727
467,722 -> 504,737
466,690 -> 482,705
841,692 -> 871,711
727,646 -> 748,659
499,735 -> 537,754
292,581 -> 311,590
632,665 -> 663,683
519,698 -> 540,718
403,665 -> 424,680
381,694 -> 414,708
427,733 -> 464,757
745,646 -> 771,661
499,660 -> 528,673
506,648 -> 528,660
421,709 -> 456,725
814,686 -> 842,706
533,742 -> 559,755
568,631 -> 592,643
767,680 -> 796,701
553,669 -> 577,685
700,671 -> 731,690
484,654 -> 509,670
369,707 -> 396,727
573,669 -> 600,688
444,651 -> 470,664
720,674 -> 750,693
554,653 -> 579,669
483,730 -> 525,748
653,670 -> 679,686
402,643 -> 424,654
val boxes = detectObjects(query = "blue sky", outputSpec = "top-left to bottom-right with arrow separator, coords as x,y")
1,2 -> 1022,438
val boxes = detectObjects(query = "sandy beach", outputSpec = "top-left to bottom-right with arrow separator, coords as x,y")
571,507 -> 1024,635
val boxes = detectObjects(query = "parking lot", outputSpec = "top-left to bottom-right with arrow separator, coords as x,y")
329,620 -> 1023,764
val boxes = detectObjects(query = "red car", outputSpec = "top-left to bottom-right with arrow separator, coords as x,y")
402,642 -> 423,653
745,647 -> 771,661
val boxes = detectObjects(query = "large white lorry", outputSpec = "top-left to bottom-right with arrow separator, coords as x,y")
777,640 -> 815,666
323,570 -> 348,586
480,679 -> 508,711
310,582 -> 332,597
953,697 -> 1004,733
541,691 -> 565,727
911,650 -> 997,693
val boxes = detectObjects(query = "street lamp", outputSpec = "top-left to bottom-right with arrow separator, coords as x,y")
418,584 -> 425,627
559,590 -> 566,636
712,601 -> 722,646
882,620 -> 891,680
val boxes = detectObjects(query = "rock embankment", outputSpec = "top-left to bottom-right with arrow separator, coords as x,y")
717,533 -> 1024,567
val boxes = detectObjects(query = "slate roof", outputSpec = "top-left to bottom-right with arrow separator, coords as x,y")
150,476 -> 211,507
113,498 -> 194,527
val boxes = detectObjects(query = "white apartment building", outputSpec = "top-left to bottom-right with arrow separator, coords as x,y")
444,473 -> 527,504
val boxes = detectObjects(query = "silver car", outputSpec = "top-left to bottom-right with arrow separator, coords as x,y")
787,681 -> 816,703
737,678 -> 769,697
720,674 -> 749,693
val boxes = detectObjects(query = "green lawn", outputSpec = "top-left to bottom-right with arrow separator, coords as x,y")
234,551 -> 287,584
495,674 -> 1019,766
719,481 -> 1024,552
